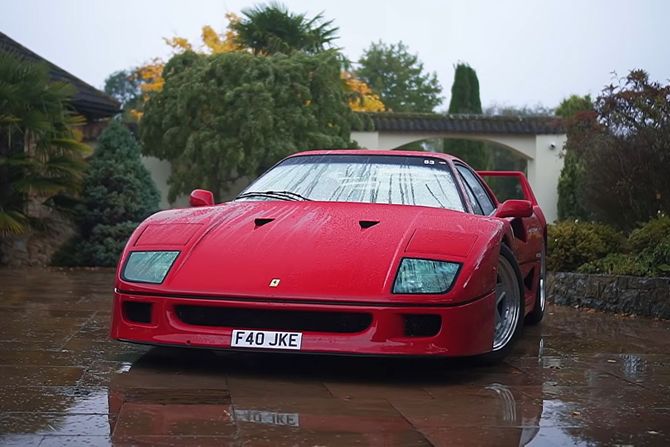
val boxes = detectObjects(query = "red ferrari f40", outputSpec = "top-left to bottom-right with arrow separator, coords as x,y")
111,150 -> 546,361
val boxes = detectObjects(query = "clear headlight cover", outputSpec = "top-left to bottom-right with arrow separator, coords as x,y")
122,251 -> 180,284
392,258 -> 460,294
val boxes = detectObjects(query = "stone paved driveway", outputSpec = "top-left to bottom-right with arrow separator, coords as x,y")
0,269 -> 669,446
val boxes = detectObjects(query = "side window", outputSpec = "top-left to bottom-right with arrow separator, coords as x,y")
457,165 -> 496,215
459,174 -> 484,214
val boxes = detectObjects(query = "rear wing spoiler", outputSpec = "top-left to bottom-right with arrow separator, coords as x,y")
476,171 -> 538,206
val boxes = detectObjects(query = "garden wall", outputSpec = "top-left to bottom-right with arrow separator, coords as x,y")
548,272 -> 670,319
0,211 -> 74,267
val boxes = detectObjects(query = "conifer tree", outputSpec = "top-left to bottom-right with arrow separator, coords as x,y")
444,64 -> 491,169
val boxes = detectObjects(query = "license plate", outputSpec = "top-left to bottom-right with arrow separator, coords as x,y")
234,409 -> 300,427
231,330 -> 302,350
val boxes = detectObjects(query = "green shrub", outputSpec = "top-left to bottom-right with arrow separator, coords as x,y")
547,221 -> 626,272
577,253 -> 648,276
642,234 -> 670,277
628,215 -> 670,252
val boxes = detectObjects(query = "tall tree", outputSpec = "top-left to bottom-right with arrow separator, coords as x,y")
104,69 -> 143,122
555,94 -> 593,119
356,41 -> 442,112
443,64 -> 490,169
555,94 -> 593,220
232,2 -> 338,55
53,121 -> 159,266
103,70 -> 141,109
0,52 -> 89,235
570,71 -> 670,229
140,50 -> 355,202
448,64 -> 481,113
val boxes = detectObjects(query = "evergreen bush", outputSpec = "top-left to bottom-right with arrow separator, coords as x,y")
577,253 -> 648,276
628,215 -> 670,253
547,221 -> 625,272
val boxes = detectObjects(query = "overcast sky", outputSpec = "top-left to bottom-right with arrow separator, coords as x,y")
2,0 -> 668,110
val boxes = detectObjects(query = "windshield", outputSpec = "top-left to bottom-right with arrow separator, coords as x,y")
238,154 -> 465,211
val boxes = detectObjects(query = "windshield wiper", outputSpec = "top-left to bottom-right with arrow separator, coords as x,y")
235,190 -> 313,201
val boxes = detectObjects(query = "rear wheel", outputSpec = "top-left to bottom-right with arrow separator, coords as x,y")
479,244 -> 524,363
525,247 -> 546,325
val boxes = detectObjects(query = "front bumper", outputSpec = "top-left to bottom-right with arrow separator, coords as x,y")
110,291 -> 496,357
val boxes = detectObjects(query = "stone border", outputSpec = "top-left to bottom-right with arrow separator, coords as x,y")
547,272 -> 670,319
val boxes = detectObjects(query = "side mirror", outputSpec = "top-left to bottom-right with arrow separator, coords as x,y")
189,189 -> 214,207
496,199 -> 533,219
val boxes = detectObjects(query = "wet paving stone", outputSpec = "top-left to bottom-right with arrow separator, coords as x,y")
1,268 -> 670,446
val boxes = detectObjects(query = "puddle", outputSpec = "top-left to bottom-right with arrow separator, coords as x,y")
1,268 -> 669,445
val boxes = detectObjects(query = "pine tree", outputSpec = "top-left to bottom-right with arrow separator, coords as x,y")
443,64 -> 491,169
52,121 -> 159,266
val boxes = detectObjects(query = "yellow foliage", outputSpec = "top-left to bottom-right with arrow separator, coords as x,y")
163,36 -> 192,52
129,109 -> 144,121
201,25 -> 242,54
342,72 -> 385,112
201,26 -> 224,53
201,14 -> 242,54
135,59 -> 165,94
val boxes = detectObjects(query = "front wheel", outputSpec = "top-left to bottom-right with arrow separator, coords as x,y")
478,244 -> 524,363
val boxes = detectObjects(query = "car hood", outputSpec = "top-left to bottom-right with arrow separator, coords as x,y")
119,200 -> 503,303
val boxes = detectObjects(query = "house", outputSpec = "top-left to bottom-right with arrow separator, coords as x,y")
0,31 -> 120,266
0,31 -> 120,142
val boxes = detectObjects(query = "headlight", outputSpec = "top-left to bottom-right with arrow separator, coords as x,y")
122,251 -> 180,284
392,258 -> 460,294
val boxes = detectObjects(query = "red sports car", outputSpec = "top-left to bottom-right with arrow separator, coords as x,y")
111,150 -> 546,360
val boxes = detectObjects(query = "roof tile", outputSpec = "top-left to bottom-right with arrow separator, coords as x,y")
356,112 -> 564,135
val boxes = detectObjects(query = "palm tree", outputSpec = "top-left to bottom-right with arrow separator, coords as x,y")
0,52 -> 90,234
232,2 -> 339,55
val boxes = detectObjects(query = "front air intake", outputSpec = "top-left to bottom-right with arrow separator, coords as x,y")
175,305 -> 372,334
403,314 -> 441,337
123,301 -> 153,324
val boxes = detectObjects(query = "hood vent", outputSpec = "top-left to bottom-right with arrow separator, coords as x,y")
254,218 -> 275,228
359,220 -> 380,229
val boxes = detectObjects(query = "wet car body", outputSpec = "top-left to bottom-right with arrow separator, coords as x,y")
111,150 -> 547,359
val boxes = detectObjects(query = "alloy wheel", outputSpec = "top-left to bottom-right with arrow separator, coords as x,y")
493,255 -> 521,351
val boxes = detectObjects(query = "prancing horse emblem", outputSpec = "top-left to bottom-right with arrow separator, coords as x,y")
269,278 -> 281,287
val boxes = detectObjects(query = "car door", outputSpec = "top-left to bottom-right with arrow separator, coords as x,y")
454,163 -> 541,267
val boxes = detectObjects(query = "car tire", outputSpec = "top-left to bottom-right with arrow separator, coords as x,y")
525,246 -> 546,326
476,244 -> 525,364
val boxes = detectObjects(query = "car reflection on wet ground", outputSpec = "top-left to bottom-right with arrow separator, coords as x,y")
0,269 -> 669,446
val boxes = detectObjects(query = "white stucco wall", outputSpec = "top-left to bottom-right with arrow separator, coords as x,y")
141,156 -> 251,209
526,135 -> 566,223
141,156 -> 188,209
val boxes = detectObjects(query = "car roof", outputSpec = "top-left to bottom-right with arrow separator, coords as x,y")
286,149 -> 461,162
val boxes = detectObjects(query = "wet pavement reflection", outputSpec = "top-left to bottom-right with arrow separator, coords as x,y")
1,268 -> 669,446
